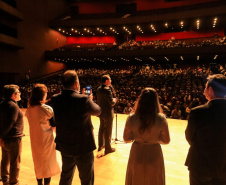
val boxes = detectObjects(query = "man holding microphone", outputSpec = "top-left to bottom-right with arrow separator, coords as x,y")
96,74 -> 117,155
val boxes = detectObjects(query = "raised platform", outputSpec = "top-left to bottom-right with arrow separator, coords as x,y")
0,110 -> 190,185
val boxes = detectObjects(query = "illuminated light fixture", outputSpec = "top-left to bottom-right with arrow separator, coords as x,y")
71,28 -> 74,31
84,28 -> 87,30
97,28 -> 100,30
180,21 -> 184,29
214,55 -> 218,60
149,57 -> 155,61
164,57 -> 169,61
75,30 -> 77,32
165,23 -> 168,27
62,30 -> 65,33
110,27 -> 113,30
213,17 -> 217,28
180,56 -> 184,60
197,19 -> 200,29
150,24 -> 156,32
58,28 -> 61,31
137,25 -> 140,28
197,56 -> 200,60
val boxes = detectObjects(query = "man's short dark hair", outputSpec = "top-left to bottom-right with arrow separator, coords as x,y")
207,74 -> 226,98
101,74 -> 110,84
63,70 -> 79,89
3,84 -> 19,99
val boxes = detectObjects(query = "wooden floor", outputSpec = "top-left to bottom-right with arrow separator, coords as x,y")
0,109 -> 190,185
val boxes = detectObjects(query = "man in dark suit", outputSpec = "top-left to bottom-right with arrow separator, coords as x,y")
51,70 -> 101,185
185,74 -> 226,185
96,74 -> 117,155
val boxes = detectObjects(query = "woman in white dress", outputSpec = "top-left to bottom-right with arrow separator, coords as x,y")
123,88 -> 170,185
26,84 -> 61,185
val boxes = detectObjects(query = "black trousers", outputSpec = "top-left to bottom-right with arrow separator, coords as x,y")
190,170 -> 226,185
59,151 -> 94,185
1,138 -> 22,185
98,117 -> 113,152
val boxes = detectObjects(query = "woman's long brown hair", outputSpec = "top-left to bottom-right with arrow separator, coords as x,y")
134,87 -> 162,134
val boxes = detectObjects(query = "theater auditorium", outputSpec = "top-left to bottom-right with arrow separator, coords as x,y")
1,0 -> 226,184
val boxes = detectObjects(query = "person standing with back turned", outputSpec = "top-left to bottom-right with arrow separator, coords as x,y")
96,74 -> 117,155
50,70 -> 101,185
185,74 -> 226,185
0,85 -> 24,185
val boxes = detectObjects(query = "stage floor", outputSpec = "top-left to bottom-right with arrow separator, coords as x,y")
0,110 -> 190,185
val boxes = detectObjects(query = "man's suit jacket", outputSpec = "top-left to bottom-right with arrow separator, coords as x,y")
51,89 -> 101,156
185,99 -> 226,175
96,85 -> 115,120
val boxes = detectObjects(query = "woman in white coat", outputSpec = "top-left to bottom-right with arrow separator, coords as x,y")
26,84 -> 61,185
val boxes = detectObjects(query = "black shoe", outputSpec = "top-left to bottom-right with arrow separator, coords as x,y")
105,148 -> 116,155
98,145 -> 105,151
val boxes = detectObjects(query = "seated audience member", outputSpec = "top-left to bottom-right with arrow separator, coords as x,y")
123,88 -> 170,185
26,84 -> 61,185
171,106 -> 181,119
123,103 -> 133,114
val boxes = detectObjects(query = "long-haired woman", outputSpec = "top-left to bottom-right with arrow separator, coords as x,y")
25,84 -> 61,185
123,87 -> 170,185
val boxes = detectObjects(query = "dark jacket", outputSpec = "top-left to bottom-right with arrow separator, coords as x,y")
50,89 -> 101,156
96,85 -> 115,119
185,99 -> 226,175
0,99 -> 24,139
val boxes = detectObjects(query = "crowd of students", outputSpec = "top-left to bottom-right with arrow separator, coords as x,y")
19,63 -> 226,120
53,36 -> 226,52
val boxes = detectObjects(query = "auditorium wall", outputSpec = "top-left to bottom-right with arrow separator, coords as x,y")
75,0 -> 218,14
136,29 -> 224,41
0,0 -> 68,83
